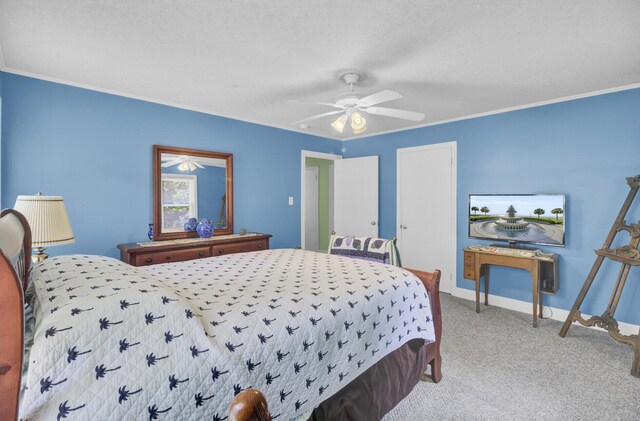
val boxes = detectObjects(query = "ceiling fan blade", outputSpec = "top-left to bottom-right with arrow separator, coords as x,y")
292,110 -> 344,125
288,99 -> 344,109
364,106 -> 425,121
357,90 -> 403,107
161,159 -> 183,167
193,161 -> 205,169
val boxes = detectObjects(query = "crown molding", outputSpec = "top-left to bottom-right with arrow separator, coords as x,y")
0,66 -> 336,142
342,82 -> 640,141
2,66 -> 639,143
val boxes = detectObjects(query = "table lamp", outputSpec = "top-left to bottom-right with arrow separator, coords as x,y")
14,193 -> 75,262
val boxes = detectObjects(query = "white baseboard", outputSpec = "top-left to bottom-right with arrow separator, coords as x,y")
451,286 -> 640,336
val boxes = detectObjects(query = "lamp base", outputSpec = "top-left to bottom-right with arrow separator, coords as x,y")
32,247 -> 49,263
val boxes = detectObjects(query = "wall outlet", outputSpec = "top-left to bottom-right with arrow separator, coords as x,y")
288,196 -> 294,206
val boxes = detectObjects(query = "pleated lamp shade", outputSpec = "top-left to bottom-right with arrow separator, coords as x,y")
14,195 -> 75,247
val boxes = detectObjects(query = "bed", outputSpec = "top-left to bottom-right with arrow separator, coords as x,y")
0,208 -> 442,420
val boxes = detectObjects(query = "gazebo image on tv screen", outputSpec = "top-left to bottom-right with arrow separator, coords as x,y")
468,194 -> 565,246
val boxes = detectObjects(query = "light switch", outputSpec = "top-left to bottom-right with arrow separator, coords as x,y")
288,196 -> 294,206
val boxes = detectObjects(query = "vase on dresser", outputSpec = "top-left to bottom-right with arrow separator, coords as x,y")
196,219 -> 214,238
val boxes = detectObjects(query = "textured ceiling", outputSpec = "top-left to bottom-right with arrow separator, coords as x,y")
1,1 -> 639,140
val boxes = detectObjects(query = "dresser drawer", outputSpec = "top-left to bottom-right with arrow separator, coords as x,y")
134,247 -> 211,266
211,239 -> 267,256
463,251 -> 475,279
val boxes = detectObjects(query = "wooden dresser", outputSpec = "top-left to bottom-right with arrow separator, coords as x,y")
117,233 -> 271,267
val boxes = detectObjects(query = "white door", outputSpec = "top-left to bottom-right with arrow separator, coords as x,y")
334,156 -> 379,237
304,167 -> 319,251
398,143 -> 456,293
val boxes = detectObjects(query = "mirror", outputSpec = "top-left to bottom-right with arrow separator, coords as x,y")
153,145 -> 233,240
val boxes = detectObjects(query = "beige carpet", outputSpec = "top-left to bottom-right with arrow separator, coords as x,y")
383,294 -> 640,420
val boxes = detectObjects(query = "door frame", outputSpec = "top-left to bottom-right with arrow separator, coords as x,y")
304,166 -> 319,251
301,150 -> 342,250
396,141 -> 457,293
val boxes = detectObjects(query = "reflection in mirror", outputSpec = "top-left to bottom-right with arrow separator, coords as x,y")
160,153 -> 227,232
153,145 -> 233,241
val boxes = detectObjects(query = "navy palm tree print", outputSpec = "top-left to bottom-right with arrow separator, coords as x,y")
190,345 -> 209,358
148,404 -> 172,419
145,312 -> 166,325
119,338 -> 140,353
194,392 -> 215,407
71,307 -> 93,316
40,376 -> 67,393
211,367 -> 229,382
95,364 -> 121,379
56,400 -> 85,420
45,326 -> 72,338
118,385 -> 142,404
164,331 -> 183,343
99,317 -> 123,330
67,346 -> 91,363
168,374 -> 189,390
146,353 -> 169,367
120,299 -> 139,309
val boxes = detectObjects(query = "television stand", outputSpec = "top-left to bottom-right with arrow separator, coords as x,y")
464,245 -> 559,327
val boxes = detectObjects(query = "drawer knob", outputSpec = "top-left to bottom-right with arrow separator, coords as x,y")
145,257 -> 153,263
258,244 -> 263,249
219,249 -> 224,254
199,251 -> 205,257
166,256 -> 171,260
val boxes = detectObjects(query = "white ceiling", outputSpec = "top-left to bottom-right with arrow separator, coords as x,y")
1,1 -> 639,141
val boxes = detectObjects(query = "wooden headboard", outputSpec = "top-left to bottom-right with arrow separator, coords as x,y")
0,209 -> 32,421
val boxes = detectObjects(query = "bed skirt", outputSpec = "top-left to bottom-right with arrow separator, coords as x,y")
309,338 -> 428,421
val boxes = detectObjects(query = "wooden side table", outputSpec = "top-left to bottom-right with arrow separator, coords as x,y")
463,246 -> 559,327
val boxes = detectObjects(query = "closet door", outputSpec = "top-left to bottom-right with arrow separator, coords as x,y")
334,156 -> 379,237
397,143 -> 456,293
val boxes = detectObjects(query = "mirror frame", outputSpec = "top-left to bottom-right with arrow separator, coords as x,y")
153,145 -> 233,241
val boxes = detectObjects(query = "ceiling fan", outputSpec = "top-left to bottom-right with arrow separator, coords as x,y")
291,72 -> 425,135
161,155 -> 205,172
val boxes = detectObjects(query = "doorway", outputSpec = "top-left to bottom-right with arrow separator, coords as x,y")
397,142 -> 457,293
301,151 -> 341,251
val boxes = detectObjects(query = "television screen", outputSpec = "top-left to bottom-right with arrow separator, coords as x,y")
469,194 -> 565,247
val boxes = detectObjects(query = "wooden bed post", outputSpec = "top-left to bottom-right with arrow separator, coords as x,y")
0,209 -> 32,421
405,268 -> 442,383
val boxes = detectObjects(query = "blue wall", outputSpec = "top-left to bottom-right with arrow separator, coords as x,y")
2,70 -> 639,325
0,72 -> 342,256
342,88 -> 640,325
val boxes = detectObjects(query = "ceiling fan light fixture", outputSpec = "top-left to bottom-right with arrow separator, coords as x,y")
352,126 -> 367,135
331,114 -> 348,133
350,112 -> 367,133
178,161 -> 191,171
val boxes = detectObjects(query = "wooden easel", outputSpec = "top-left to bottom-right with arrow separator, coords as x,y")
216,194 -> 226,228
559,175 -> 640,377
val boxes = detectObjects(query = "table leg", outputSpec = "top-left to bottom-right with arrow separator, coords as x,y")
532,264 -> 539,328
484,266 -> 490,306
475,276 -> 480,313
539,291 -> 543,319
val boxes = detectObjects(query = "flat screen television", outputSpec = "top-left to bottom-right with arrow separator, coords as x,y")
468,194 -> 566,247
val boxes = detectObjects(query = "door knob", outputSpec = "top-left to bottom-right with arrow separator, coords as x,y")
371,221 -> 377,226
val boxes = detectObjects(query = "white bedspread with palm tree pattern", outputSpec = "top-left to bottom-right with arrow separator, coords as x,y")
20,249 -> 434,420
